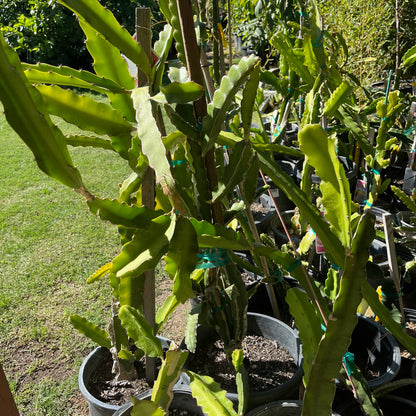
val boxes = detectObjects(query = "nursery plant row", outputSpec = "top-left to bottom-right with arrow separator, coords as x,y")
1,1 -> 416,416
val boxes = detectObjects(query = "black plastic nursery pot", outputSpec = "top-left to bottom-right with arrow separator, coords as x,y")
112,385 -> 206,416
391,307 -> 416,400
79,347 -> 120,416
333,388 -> 416,416
182,312 -> 303,411
348,315 -> 401,389
247,275 -> 299,325
246,400 -> 340,416
245,400 -> 304,416
79,337 -> 176,416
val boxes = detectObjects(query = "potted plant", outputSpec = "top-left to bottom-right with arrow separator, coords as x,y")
2,1 -> 416,416
0,0 -> 301,414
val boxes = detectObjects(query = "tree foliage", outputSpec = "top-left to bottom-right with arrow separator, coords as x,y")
317,0 -> 416,84
231,0 -> 301,63
0,0 -> 164,69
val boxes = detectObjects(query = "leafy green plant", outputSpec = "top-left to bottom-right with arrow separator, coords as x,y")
2,1 -> 416,416
0,0 -> 285,409
231,0 -> 303,63
317,0 -> 394,86
0,0 -> 164,69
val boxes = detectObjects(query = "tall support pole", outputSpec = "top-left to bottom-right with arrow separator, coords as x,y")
176,0 -> 224,226
395,0 -> 401,73
227,0 -> 233,67
383,213 -> 405,325
136,7 -> 156,384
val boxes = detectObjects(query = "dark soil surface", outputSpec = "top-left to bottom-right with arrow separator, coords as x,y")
87,354 -> 161,406
186,334 -> 297,393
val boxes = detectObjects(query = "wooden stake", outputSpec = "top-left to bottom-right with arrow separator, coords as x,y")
0,362 -> 19,416
136,8 -> 152,88
176,0 -> 223,225
382,213 -> 405,325
136,7 -> 156,384
226,0 -> 233,67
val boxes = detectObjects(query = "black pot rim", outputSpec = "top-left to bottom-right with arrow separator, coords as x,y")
78,347 -> 120,411
182,312 -> 304,408
355,314 -> 401,388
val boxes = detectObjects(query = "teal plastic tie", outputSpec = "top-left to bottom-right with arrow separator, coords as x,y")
364,200 -> 373,208
370,168 -> 380,175
404,126 -> 416,136
381,289 -> 402,299
196,248 -> 231,269
343,352 -> 355,376
287,259 -> 302,273
270,268 -> 283,283
273,123 -> 282,137
169,160 -> 187,167
312,32 -> 323,48
321,323 -> 326,332
212,292 -> 231,312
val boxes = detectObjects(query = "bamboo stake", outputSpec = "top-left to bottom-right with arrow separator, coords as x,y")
382,213 -> 405,325
136,7 -> 156,384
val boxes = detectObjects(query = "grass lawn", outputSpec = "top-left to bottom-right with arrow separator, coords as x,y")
0,106 -> 132,415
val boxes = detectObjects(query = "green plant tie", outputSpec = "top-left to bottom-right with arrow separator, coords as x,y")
270,267 -> 283,282
331,263 -> 340,270
196,248 -> 232,269
342,352 -> 355,376
287,259 -> 302,273
370,168 -> 380,176
312,32 -> 323,48
404,126 -> 416,136
363,200 -> 373,208
212,290 -> 231,312
381,289 -> 402,299
273,126 -> 281,137
196,123 -> 203,131
169,160 -> 187,167
272,114 -> 281,136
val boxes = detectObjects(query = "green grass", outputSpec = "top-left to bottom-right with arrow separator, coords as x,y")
0,108 -> 132,415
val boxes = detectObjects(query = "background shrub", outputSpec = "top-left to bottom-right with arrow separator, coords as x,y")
317,0 -> 416,85
0,0 -> 163,70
